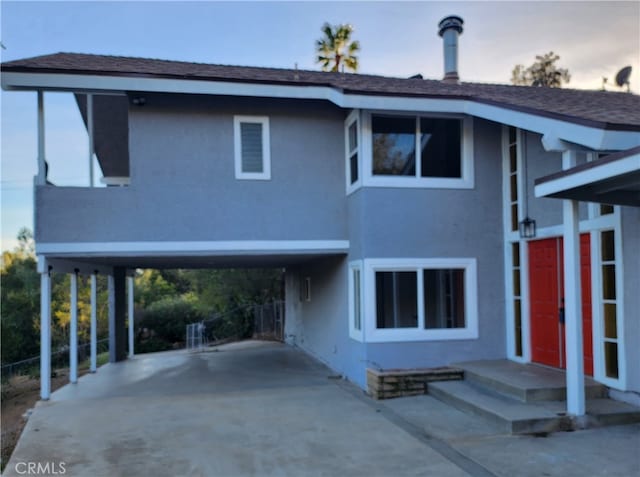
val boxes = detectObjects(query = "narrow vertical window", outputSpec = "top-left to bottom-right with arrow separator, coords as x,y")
600,229 -> 618,378
512,242 -> 523,357
508,127 -> 519,232
353,268 -> 361,331
345,111 -> 361,191
234,116 -> 271,180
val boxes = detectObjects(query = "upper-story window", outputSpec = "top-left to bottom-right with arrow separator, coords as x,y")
345,110 -> 361,193
234,116 -> 271,180
372,115 -> 462,178
345,111 -> 473,193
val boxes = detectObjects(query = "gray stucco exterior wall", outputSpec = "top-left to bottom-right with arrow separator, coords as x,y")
36,96 -> 347,243
362,118 -> 506,369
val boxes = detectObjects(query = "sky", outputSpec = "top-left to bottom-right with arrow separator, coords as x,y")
1,0 -> 639,251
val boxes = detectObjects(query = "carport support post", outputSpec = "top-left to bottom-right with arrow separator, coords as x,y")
70,270 -> 79,384
128,275 -> 134,358
40,268 -> 52,400
562,150 -> 585,416
108,267 -> 128,363
90,273 -> 97,372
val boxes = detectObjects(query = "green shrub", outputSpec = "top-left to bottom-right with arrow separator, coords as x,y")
137,295 -> 204,344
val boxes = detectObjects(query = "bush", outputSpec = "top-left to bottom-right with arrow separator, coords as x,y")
137,295 -> 204,345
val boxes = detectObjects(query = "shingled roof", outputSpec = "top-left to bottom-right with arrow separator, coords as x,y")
3,52 -> 640,131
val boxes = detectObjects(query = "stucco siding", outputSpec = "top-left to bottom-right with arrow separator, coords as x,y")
620,206 -> 640,392
285,257 -> 367,388
36,96 -> 347,243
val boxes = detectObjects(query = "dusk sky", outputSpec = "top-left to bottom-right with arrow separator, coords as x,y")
1,1 -> 639,250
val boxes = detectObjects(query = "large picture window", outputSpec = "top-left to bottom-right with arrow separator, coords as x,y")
372,115 -> 464,179
364,258 -> 478,342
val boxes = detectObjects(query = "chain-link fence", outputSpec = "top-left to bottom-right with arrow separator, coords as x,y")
1,338 -> 109,380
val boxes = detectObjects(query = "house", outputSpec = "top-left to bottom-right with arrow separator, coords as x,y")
2,16 -> 639,417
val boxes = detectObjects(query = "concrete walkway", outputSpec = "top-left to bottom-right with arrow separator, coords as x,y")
4,341 -> 639,477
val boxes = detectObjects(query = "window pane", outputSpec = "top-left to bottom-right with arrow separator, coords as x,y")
353,269 -> 361,331
511,204 -> 519,232
376,271 -> 418,328
348,121 -> 358,151
513,269 -> 521,296
350,153 -> 358,184
604,303 -> 617,339
512,243 -> 520,267
514,299 -> 522,357
509,144 -> 517,173
420,118 -> 461,178
602,265 -> 616,300
605,341 -> 619,378
509,127 -> 516,146
510,173 -> 518,202
372,116 -> 416,176
601,230 -> 615,262
600,204 -> 614,215
240,122 -> 263,173
424,269 -> 465,329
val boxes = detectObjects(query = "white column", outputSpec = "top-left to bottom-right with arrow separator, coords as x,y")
90,273 -> 98,372
40,270 -> 52,400
87,94 -> 94,187
562,150 -> 585,416
36,91 -> 46,185
108,275 -> 116,363
70,271 -> 79,384
127,276 -> 134,358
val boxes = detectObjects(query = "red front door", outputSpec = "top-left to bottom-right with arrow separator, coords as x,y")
529,235 -> 593,375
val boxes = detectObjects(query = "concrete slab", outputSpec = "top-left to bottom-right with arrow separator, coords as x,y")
4,342 -> 469,477
5,343 -> 640,477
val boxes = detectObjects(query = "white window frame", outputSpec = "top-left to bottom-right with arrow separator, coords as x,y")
345,110 -> 362,194
348,260 -> 364,341
361,112 -> 474,189
363,258 -> 478,342
233,115 -> 271,180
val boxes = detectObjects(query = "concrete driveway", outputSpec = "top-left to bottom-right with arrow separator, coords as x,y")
4,341 -> 639,477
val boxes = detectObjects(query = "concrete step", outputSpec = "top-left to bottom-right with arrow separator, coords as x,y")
453,360 -> 608,402
428,380 -> 572,434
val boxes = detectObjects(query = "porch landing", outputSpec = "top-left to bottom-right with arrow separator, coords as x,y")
428,360 -> 640,435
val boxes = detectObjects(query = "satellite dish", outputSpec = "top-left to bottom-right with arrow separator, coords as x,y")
615,66 -> 632,92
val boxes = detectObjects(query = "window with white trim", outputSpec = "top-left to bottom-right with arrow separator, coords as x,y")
234,116 -> 271,180
364,114 -> 473,188
348,261 -> 364,341
345,110 -> 361,193
365,258 -> 478,342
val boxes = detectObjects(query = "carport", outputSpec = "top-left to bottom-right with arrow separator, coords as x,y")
37,245 -> 349,400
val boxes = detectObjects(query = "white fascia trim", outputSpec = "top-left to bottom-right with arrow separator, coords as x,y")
36,240 -> 350,256
363,257 -> 479,343
534,153 -> 640,198
6,71 -> 639,151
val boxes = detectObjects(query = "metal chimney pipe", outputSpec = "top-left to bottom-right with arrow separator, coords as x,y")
438,15 -> 464,83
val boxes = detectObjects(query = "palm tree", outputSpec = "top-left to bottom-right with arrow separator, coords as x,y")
316,23 -> 360,73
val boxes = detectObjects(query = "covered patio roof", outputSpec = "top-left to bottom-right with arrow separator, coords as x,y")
534,146 -> 640,207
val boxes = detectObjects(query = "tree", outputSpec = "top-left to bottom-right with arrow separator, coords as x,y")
511,52 -> 571,87
1,230 -> 39,364
316,22 -> 360,73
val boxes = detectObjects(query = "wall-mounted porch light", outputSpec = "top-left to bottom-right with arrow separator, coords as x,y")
519,216 -> 537,239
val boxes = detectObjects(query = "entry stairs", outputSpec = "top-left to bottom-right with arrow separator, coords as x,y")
428,360 -> 640,434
